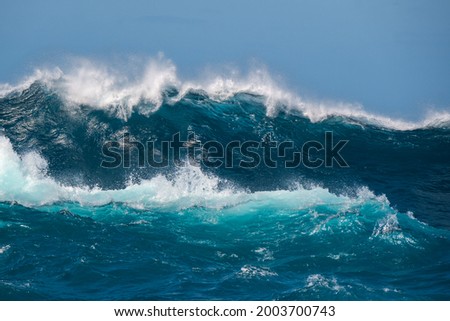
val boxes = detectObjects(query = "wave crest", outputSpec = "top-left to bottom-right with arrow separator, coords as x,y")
1,55 -> 449,130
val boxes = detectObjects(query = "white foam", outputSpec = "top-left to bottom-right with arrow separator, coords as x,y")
0,136 -> 239,209
0,245 -> 10,254
0,55 -> 449,130
0,136 -> 392,213
305,274 -> 346,293
177,67 -> 300,115
56,55 -> 179,120
0,68 -> 63,97
0,136 -> 63,205
237,265 -> 278,278
372,214 -> 401,237
254,247 -> 274,261
371,213 -> 420,247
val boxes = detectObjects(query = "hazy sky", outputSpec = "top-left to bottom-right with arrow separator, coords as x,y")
1,0 -> 449,119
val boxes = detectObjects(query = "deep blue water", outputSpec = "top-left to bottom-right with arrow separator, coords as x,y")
0,81 -> 449,300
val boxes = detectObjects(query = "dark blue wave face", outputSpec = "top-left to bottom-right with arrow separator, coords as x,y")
0,82 -> 449,300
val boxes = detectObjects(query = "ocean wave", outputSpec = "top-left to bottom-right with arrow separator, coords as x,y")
1,56 -> 449,301
1,55 -> 449,130
0,135 -> 400,214
0,134 -> 434,251
0,135 -> 236,208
